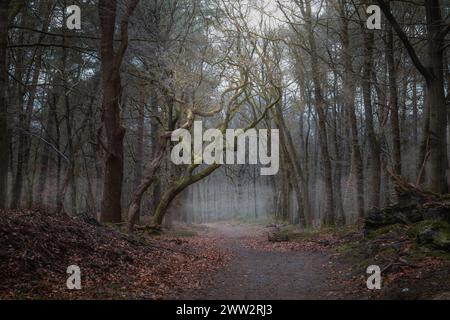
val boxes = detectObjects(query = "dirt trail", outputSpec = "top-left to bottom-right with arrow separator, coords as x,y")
177,222 -> 349,300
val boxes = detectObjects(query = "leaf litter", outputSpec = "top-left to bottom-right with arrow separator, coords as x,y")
0,208 -> 230,299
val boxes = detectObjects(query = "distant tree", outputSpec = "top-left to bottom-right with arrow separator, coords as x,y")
0,0 -> 11,208
377,0 -> 449,193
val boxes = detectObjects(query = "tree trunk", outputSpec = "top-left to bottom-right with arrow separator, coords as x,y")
133,85 -> 145,192
304,0 -> 335,225
98,0 -> 139,223
0,0 -> 11,208
10,0 -> 52,209
362,28 -> 381,209
377,0 -> 448,193
341,3 -> 365,219
386,26 -> 402,176
127,136 -> 168,232
62,44 -> 77,214
425,1 -> 448,193
273,104 -> 310,226
36,93 -> 57,205
151,164 -> 221,227
412,71 -> 418,146
149,90 -> 161,213
331,70 -> 345,224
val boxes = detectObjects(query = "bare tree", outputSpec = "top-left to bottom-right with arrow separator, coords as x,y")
0,0 -> 11,208
98,0 -> 140,222
376,0 -> 449,193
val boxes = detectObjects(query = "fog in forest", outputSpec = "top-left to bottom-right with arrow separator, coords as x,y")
0,0 -> 448,230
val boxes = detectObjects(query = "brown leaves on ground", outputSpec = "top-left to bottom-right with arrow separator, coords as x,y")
320,226 -> 449,299
0,208 -> 230,300
239,223 -> 450,299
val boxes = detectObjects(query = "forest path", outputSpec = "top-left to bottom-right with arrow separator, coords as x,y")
177,222 -> 347,300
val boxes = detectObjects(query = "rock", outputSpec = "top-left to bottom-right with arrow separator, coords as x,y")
408,209 -> 424,223
364,202 -> 450,233
417,228 -> 440,246
416,221 -> 450,251
422,207 -> 450,221
365,208 -> 398,230
365,204 -> 421,230
267,228 -> 289,242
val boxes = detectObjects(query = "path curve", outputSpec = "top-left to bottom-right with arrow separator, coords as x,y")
177,223 -> 346,300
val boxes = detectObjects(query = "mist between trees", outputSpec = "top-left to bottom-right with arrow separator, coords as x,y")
0,0 -> 448,230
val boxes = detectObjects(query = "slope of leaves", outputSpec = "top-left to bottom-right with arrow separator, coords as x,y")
327,224 -> 450,299
0,208 -> 230,299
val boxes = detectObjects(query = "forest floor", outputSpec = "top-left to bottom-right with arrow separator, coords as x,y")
0,208 -> 231,299
174,221 -> 450,300
174,222 -> 354,300
1,208 -> 450,300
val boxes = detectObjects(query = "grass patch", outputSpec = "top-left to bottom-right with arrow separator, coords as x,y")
366,223 -> 408,239
407,219 -> 450,238
272,225 -> 320,241
167,229 -> 198,237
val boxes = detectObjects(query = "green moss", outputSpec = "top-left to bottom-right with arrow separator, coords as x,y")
434,231 -> 450,248
324,218 -> 450,279
407,220 -> 443,238
167,229 -> 197,237
334,224 -> 361,237
366,223 -> 407,239
377,246 -> 399,259
336,243 -> 358,254
406,219 -> 450,252
408,219 -> 450,238
276,225 -> 321,241
428,249 -> 450,261
407,242 -> 450,262
334,241 -> 369,268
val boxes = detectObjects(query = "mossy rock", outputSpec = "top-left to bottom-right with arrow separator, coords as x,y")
422,207 -> 450,222
407,220 -> 439,238
414,220 -> 450,251
268,231 -> 289,242
273,225 -> 323,242
366,223 -> 407,239
364,204 -> 423,231
169,230 -> 197,237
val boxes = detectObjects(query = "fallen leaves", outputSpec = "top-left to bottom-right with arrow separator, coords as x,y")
0,208 -> 230,300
